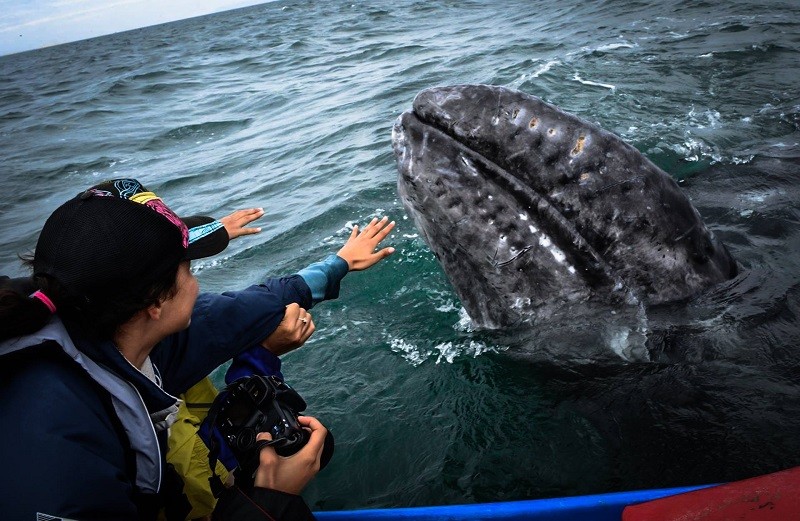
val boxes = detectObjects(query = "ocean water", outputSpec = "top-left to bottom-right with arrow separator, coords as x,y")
2,0 -> 800,511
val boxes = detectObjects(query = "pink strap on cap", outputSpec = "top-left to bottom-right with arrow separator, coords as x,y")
31,290 -> 57,314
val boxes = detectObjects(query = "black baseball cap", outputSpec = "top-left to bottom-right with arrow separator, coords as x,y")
33,178 -> 229,300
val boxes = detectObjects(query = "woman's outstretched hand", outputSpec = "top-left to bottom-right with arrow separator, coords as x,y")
336,216 -> 396,271
220,208 -> 265,240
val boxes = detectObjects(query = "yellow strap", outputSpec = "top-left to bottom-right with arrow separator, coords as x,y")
130,191 -> 160,205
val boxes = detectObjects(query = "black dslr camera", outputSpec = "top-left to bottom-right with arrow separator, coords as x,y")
215,374 -> 311,460
207,374 -> 333,492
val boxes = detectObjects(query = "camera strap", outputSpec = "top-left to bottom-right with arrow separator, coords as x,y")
205,388 -> 228,498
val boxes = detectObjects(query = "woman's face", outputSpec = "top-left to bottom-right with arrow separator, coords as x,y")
159,261 -> 199,333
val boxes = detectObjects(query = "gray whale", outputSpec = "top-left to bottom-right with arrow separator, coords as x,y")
392,85 -> 737,328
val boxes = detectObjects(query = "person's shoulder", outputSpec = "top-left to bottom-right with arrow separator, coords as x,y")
0,341 -> 129,461
0,343 -> 138,521
1,342 -> 109,420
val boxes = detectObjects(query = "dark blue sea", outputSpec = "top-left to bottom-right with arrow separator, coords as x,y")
2,0 -> 800,511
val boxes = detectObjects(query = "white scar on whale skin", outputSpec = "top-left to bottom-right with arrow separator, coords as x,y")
461,155 -> 480,177
537,234 -> 567,264
550,248 -> 566,264
538,235 -> 552,248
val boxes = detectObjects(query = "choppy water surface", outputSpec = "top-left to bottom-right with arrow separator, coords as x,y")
2,0 -> 800,511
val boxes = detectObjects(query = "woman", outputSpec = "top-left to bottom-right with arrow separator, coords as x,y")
0,178 -> 394,520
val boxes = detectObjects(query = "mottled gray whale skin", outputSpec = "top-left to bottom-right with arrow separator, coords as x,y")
392,85 -> 737,328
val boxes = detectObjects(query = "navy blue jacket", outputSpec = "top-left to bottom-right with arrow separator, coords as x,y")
0,255 -> 349,521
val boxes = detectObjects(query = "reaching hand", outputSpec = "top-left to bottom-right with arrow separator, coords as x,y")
253,416 -> 327,495
336,216 -> 396,271
220,208 -> 264,240
261,303 -> 315,356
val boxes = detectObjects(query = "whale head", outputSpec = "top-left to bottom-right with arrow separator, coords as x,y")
393,85 -> 737,328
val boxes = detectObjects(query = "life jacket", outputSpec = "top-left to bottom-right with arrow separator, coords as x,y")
165,377 -> 231,520
0,317 -> 166,494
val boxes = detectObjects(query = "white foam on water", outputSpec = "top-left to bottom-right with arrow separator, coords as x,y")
435,302 -> 459,313
388,337 -> 427,367
572,73 -> 616,92
731,155 -> 754,165
687,106 -> 723,129
509,60 -> 561,87
388,332 -> 502,366
739,187 -> 785,205
454,307 -> 475,332
595,42 -> 636,52
434,340 -> 500,364
670,137 -> 714,162
531,60 -> 560,78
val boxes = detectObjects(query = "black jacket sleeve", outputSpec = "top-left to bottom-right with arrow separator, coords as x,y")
212,486 -> 315,521
153,284 -> 293,396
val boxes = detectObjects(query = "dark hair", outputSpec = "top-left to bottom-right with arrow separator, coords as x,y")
0,256 -> 181,342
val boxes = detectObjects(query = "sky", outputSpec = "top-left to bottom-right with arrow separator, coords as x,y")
0,0 -> 272,56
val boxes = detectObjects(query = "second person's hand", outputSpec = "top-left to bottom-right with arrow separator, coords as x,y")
261,303 -> 315,356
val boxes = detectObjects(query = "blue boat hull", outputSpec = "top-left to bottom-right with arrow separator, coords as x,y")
315,484 -> 713,520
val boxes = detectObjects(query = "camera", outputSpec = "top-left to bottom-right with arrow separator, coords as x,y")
215,375 -> 310,460
206,374 -> 335,493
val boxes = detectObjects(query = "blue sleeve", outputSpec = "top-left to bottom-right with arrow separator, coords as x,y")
200,260 -> 349,469
296,254 -> 350,306
225,257 -> 349,383
225,345 -> 284,383
152,284 -> 293,396
224,275 -> 312,383
154,256 -> 349,394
